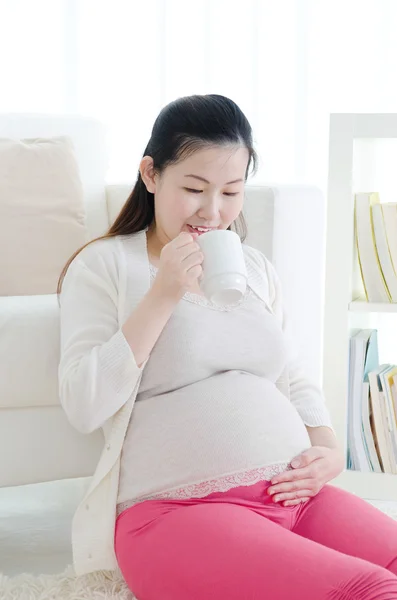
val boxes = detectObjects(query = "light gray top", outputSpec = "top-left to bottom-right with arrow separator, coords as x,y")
117,264 -> 312,507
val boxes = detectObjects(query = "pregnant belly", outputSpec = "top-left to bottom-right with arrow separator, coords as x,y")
126,371 -> 312,479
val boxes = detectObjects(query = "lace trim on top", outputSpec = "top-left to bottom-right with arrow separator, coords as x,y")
149,263 -> 254,312
116,461 -> 292,517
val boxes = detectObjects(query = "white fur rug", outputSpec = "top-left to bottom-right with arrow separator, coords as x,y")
0,566 -> 135,600
1,499 -> 396,600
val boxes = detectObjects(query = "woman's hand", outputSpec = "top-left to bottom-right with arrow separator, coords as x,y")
267,446 -> 345,506
152,232 -> 204,301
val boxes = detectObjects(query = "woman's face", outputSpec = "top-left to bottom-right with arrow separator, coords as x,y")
140,145 -> 249,250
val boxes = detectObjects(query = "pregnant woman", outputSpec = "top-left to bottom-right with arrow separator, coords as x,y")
58,94 -> 397,599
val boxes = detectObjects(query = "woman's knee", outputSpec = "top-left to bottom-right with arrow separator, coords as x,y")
343,562 -> 397,600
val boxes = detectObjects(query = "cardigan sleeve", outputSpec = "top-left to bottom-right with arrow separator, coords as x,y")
58,258 -> 146,434
268,260 -> 336,435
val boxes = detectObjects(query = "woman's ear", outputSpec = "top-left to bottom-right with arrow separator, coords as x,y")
140,156 -> 157,194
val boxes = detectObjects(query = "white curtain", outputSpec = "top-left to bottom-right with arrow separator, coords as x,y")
1,0 -> 397,194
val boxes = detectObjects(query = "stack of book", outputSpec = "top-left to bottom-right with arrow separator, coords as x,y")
348,328 -> 397,473
355,192 -> 397,302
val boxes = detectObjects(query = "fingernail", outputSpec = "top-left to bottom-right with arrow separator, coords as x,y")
291,460 -> 300,467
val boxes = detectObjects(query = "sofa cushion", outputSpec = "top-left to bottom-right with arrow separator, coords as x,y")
0,136 -> 88,295
0,295 -> 60,408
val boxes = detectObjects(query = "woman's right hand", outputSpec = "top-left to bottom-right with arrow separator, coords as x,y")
152,232 -> 204,301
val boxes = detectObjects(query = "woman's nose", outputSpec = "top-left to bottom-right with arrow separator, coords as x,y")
198,198 -> 220,220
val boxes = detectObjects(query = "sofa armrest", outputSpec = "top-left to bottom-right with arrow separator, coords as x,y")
105,184 -> 134,227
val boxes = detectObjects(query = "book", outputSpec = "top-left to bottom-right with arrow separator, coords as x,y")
354,192 -> 391,302
348,328 -> 360,469
348,329 -> 381,472
368,364 -> 395,474
379,203 -> 397,278
391,376 -> 397,431
372,203 -> 397,301
377,365 -> 397,470
348,329 -> 366,469
368,387 -> 383,472
361,381 -> 382,472
380,391 -> 396,474
361,330 -> 382,473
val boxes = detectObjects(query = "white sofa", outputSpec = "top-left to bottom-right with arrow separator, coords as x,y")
0,114 -> 327,489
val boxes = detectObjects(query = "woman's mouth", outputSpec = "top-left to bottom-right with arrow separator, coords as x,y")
186,224 -> 218,235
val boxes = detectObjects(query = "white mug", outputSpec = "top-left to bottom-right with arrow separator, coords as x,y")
196,229 -> 247,305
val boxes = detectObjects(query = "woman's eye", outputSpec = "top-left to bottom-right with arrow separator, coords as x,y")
184,187 -> 239,196
184,187 -> 202,193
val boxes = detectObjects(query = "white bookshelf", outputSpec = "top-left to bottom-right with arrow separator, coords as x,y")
349,301 -> 397,313
322,113 -> 397,501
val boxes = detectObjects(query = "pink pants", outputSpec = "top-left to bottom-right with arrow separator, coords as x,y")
114,479 -> 397,599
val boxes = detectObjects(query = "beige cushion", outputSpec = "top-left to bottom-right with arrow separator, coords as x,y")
0,136 -> 88,295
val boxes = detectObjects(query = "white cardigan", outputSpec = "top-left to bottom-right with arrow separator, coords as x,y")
58,229 -> 335,575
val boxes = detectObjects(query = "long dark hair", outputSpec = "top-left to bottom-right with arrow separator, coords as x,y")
58,94 -> 258,293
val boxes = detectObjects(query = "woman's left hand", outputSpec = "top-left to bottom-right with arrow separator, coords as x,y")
267,446 -> 345,506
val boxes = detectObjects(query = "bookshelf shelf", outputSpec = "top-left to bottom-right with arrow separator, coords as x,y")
349,301 -> 397,313
331,470 -> 396,499
322,113 -> 397,501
